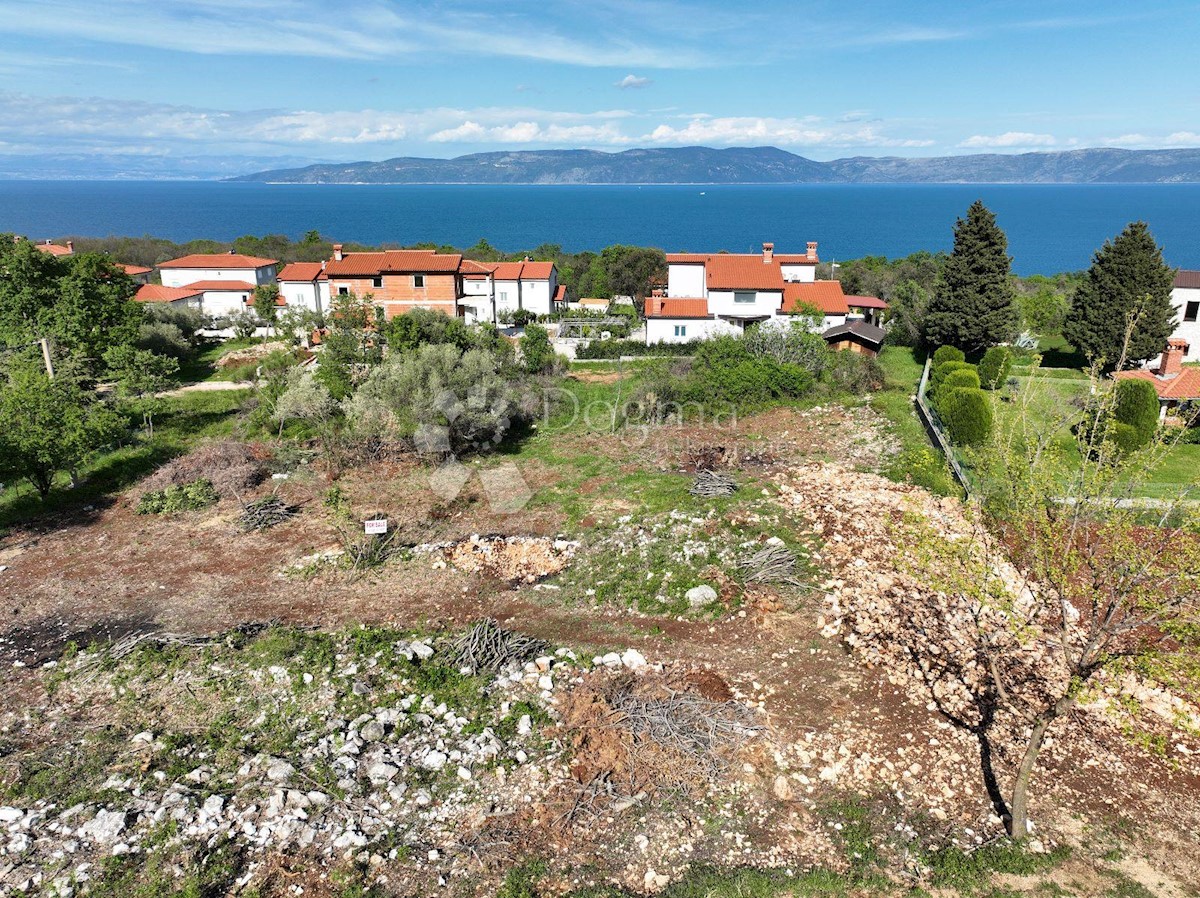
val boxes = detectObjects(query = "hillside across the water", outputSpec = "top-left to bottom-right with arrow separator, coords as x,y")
230,145 -> 1200,184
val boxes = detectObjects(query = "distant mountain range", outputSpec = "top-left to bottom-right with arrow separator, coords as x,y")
230,146 -> 1200,185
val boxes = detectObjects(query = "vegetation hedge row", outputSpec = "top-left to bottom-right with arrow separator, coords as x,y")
932,345 -> 966,368
575,339 -> 699,360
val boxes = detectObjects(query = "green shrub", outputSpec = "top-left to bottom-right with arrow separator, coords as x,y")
686,336 -> 814,408
519,324 -> 556,374
137,479 -> 219,514
1112,378 -> 1160,448
932,345 -> 966,368
742,321 -> 830,376
1107,421 -> 1145,455
344,343 -> 536,454
940,367 -> 981,394
977,346 -> 1012,390
929,360 -> 974,398
823,350 -> 885,393
939,387 -> 993,446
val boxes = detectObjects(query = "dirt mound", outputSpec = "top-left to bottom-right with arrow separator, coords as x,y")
216,341 -> 293,368
422,535 -> 579,584
140,440 -> 266,497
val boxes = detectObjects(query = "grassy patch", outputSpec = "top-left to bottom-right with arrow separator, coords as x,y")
925,841 -> 1071,894
871,346 -> 959,497
565,865 -> 853,897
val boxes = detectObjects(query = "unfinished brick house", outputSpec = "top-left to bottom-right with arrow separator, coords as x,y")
324,245 -> 470,319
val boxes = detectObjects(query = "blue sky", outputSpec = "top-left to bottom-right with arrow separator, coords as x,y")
0,0 -> 1197,171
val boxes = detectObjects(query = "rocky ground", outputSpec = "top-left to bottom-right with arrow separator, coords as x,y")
1,403 -> 1199,896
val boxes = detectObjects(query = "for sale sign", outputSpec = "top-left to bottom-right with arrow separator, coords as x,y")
364,519 -> 388,535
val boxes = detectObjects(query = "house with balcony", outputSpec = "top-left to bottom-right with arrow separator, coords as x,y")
460,259 -> 565,324
645,242 -> 885,346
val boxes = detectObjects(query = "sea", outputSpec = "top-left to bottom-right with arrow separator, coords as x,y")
2,181 -> 1199,276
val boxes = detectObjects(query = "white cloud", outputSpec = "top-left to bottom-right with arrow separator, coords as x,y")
1099,132 -> 1200,148
643,116 -> 935,149
616,74 -> 653,89
959,132 -> 1058,148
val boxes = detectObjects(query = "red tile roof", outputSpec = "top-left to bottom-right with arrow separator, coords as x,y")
1113,367 -> 1200,400
774,254 -> 819,265
646,297 -> 711,318
121,264 -> 152,276
461,260 -> 557,281
35,242 -> 73,256
1175,270 -> 1200,289
134,284 -> 203,304
325,250 -> 462,277
706,255 -> 785,291
845,294 -> 889,310
278,262 -> 327,281
665,253 -> 707,263
554,284 -> 567,303
780,281 -> 849,315
183,280 -> 257,291
159,253 -> 277,269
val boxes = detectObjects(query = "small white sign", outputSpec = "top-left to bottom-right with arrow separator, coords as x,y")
364,519 -> 388,535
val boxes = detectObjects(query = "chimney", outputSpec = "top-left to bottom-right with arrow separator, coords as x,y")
1160,339 -> 1188,377
227,248 -> 235,255
762,242 -> 774,263
65,240 -> 74,253
806,241 -> 818,262
333,243 -> 344,262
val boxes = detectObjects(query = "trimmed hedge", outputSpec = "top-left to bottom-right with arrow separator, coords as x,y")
929,360 -> 974,398
575,339 -> 699,359
939,387 -> 993,447
932,345 -> 966,368
941,367 -> 981,394
977,346 -> 1013,390
1112,378 -> 1159,448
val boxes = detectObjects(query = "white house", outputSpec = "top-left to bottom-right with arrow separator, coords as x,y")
647,242 -> 870,345
159,253 -> 278,287
1166,270 -> 1200,362
277,262 -> 330,314
460,259 -> 565,323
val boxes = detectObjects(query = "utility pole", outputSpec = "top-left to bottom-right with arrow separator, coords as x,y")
39,338 -> 55,378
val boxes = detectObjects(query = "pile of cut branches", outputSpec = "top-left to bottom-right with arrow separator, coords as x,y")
689,470 -> 738,498
450,618 -> 550,675
739,543 -> 801,585
239,496 -> 297,531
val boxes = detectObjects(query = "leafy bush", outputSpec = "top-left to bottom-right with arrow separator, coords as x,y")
143,303 -> 205,342
932,345 -> 966,368
1112,378 -> 1160,448
136,479 -> 219,514
684,336 -> 815,409
272,368 -> 336,432
344,343 -> 537,455
1107,421 -> 1145,455
939,387 -> 993,446
742,321 -> 831,375
977,346 -> 1012,390
519,324 -> 557,374
228,362 -> 258,383
823,350 -> 885,393
137,321 -> 191,359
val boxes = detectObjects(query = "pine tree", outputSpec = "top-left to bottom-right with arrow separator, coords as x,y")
1063,221 -> 1176,370
924,201 -> 1020,352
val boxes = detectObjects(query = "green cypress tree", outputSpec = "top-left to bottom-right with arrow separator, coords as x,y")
924,201 -> 1020,352
1062,221 -> 1176,370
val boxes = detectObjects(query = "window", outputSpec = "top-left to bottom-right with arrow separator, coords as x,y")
337,286 -> 349,296
734,291 -> 755,304
413,274 -> 426,288
372,276 -> 383,289
674,325 -> 687,337
499,291 -> 508,302
1186,301 -> 1199,323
